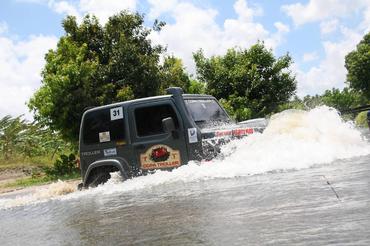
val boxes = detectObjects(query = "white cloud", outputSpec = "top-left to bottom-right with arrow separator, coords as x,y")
360,5 -> 370,32
48,0 -> 80,18
274,22 -> 290,33
149,0 -> 288,74
149,2 -> 220,72
233,0 -> 263,22
295,27 -> 362,96
0,34 -> 58,119
45,0 -> 137,24
264,21 -> 290,49
281,0 -> 369,26
147,0 -> 177,19
320,19 -> 339,35
302,52 -> 318,62
0,0 -> 137,119
79,0 -> 137,24
281,0 -> 370,96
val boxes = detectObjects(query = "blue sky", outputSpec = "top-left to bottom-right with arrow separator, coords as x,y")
0,0 -> 369,119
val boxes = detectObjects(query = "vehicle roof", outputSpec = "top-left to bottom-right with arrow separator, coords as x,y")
83,93 -> 216,114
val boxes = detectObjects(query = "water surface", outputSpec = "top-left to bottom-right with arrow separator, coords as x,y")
1,107 -> 370,245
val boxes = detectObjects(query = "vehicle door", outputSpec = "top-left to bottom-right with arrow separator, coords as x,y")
129,100 -> 189,171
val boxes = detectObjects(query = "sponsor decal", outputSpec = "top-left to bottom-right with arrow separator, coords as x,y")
215,128 -> 254,138
99,131 -> 110,142
140,144 -> 181,170
81,150 -> 101,156
104,148 -> 117,157
188,128 -> 198,143
110,106 -> 123,121
215,130 -> 232,137
232,128 -> 254,136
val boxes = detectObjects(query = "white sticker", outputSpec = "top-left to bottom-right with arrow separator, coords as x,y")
104,148 -> 117,157
110,106 -> 123,121
188,128 -> 198,143
99,131 -> 110,143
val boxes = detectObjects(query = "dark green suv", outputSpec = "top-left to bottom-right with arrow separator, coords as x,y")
79,87 -> 266,187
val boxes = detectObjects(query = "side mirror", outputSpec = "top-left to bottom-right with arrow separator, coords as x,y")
162,117 -> 176,133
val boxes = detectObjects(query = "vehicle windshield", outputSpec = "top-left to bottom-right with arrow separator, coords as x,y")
185,99 -> 230,128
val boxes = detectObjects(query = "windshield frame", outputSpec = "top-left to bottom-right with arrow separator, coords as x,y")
183,96 -> 232,128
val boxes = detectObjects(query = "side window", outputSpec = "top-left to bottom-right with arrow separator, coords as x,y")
135,104 -> 179,137
83,108 -> 125,145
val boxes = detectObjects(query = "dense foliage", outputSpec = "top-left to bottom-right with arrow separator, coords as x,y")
0,115 -> 67,161
43,153 -> 79,178
29,12 -> 173,142
159,56 -> 191,94
321,88 -> 367,112
277,87 -> 366,110
194,43 -> 296,121
345,32 -> 370,97
275,88 -> 368,127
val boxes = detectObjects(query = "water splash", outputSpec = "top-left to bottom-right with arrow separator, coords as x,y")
95,106 -> 370,195
0,180 -> 77,209
1,106 -> 369,208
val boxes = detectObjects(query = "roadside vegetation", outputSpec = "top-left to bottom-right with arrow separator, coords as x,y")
0,116 -> 78,190
1,11 -> 369,191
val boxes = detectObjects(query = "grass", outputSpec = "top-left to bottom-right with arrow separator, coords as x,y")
0,153 -> 81,191
0,155 -> 55,171
0,172 -> 81,190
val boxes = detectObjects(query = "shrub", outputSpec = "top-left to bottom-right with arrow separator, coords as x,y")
44,153 -> 79,178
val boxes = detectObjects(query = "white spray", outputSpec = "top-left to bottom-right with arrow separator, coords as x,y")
1,106 -> 369,208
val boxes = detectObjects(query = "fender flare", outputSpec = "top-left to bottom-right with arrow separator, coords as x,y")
83,158 -> 131,186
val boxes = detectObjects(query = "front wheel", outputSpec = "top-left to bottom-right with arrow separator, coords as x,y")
86,171 -> 111,188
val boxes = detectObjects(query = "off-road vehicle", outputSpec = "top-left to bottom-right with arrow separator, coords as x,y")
79,87 -> 266,187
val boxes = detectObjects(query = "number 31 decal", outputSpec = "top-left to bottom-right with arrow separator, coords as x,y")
110,107 -> 123,121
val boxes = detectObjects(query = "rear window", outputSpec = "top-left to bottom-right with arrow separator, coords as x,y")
135,104 -> 179,137
82,107 -> 125,145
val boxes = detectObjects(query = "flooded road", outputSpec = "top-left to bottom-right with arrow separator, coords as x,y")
1,107 -> 370,245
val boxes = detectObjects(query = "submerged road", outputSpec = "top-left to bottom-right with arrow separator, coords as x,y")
1,109 -> 369,245
1,153 -> 369,245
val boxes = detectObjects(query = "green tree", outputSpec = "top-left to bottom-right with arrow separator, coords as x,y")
0,115 -> 26,159
194,43 -> 296,121
345,32 -> 370,97
188,80 -> 206,94
0,115 -> 67,160
321,87 -> 366,112
275,96 -> 306,113
29,12 -> 166,142
159,56 -> 191,94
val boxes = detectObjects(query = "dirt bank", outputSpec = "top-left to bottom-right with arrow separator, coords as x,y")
0,168 -> 28,193
0,179 -> 81,199
0,168 -> 80,195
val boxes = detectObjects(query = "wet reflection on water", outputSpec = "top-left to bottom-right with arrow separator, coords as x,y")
1,155 -> 370,245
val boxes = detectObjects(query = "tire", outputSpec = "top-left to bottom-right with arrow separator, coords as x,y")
202,140 -> 221,161
87,171 -> 111,188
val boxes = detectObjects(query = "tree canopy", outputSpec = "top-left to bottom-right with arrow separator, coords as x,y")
0,115 -> 67,160
29,12 -> 301,142
345,32 -> 370,97
29,12 -> 178,142
321,87 -> 366,112
194,43 -> 297,120
159,56 -> 191,94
